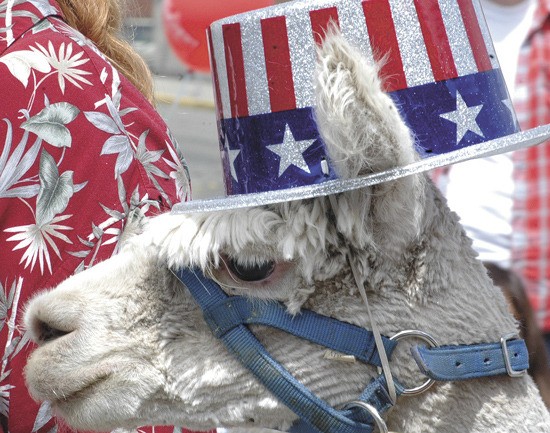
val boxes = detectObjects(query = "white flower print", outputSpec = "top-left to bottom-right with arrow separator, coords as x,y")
31,400 -> 53,432
0,275 -> 22,418
0,382 -> 14,418
163,135 -> 191,202
5,214 -> 72,274
4,150 -> 79,274
0,119 -> 41,199
2,0 -> 17,46
31,41 -> 92,93
0,49 -> 51,87
21,102 -> 80,148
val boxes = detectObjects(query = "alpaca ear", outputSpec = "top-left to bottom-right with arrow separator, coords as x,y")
314,30 -> 426,245
314,30 -> 418,179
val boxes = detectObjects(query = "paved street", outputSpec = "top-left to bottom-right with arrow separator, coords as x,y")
155,74 -> 225,199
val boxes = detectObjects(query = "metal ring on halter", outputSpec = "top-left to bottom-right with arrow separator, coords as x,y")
378,329 -> 440,396
343,401 -> 389,433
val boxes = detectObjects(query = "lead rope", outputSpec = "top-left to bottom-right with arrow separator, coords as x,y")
349,263 -> 402,433
349,260 -> 398,406
329,195 -> 398,407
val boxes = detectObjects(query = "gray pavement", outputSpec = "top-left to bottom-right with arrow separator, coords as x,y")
154,74 -> 226,199
154,73 -> 215,109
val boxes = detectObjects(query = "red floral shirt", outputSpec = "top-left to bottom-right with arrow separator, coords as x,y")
0,1 -> 205,433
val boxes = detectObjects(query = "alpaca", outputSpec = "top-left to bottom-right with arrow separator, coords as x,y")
23,31 -> 550,433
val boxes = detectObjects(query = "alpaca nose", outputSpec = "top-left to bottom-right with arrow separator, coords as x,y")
25,295 -> 78,346
31,317 -> 72,344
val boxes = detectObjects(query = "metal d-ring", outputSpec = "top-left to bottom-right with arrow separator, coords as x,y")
380,329 -> 440,396
343,401 -> 389,433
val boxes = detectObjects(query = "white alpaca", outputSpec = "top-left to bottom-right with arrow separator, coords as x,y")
23,32 -> 550,433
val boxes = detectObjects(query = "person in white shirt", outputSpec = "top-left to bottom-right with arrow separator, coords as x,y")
444,0 -> 537,270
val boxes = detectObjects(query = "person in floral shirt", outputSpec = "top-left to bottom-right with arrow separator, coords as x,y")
0,1 -> 210,433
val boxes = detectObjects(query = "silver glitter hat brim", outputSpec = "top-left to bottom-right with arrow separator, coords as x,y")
171,125 -> 550,215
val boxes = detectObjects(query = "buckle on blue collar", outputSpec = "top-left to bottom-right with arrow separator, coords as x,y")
342,401 -> 389,433
411,333 -> 529,382
501,333 -> 527,378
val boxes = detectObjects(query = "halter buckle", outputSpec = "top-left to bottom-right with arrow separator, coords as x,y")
500,333 -> 527,378
343,401 -> 389,433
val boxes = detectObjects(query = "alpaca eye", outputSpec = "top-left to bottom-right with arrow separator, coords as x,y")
227,259 -> 275,282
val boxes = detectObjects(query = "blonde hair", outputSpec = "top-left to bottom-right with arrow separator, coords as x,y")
56,0 -> 154,103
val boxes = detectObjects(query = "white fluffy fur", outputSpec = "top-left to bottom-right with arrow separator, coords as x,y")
23,33 -> 550,432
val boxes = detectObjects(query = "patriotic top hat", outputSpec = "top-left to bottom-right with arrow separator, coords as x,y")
172,0 -> 550,214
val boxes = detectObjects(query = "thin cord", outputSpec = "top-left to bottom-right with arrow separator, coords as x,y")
349,260 -> 397,404
329,195 -> 398,404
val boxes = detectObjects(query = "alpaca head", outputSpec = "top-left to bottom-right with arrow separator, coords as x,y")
22,31 -> 437,431
23,3 -> 550,432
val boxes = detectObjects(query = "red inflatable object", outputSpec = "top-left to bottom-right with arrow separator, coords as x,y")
162,0 -> 274,73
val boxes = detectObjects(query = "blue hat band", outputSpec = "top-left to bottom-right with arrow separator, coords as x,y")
220,68 -> 518,195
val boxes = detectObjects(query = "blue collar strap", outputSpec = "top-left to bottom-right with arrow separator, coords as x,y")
173,267 -> 529,433
411,335 -> 528,381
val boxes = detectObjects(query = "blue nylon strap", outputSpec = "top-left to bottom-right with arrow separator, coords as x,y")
357,375 -> 404,415
222,325 -> 382,433
411,339 -> 529,381
289,376 -> 403,433
175,267 -> 386,433
204,297 -> 397,367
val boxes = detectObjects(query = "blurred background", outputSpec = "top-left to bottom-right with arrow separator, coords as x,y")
122,0 -> 237,199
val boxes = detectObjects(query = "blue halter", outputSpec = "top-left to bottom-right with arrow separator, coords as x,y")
173,267 -> 529,433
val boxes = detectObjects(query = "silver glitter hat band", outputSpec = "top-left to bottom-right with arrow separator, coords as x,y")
171,125 -> 550,214
171,0 -> 550,214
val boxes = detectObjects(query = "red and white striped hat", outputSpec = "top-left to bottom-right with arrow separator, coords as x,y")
172,0 -> 550,214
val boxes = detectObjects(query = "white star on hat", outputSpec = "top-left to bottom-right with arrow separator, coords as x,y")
267,124 -> 316,177
227,147 -> 241,182
440,91 -> 484,145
